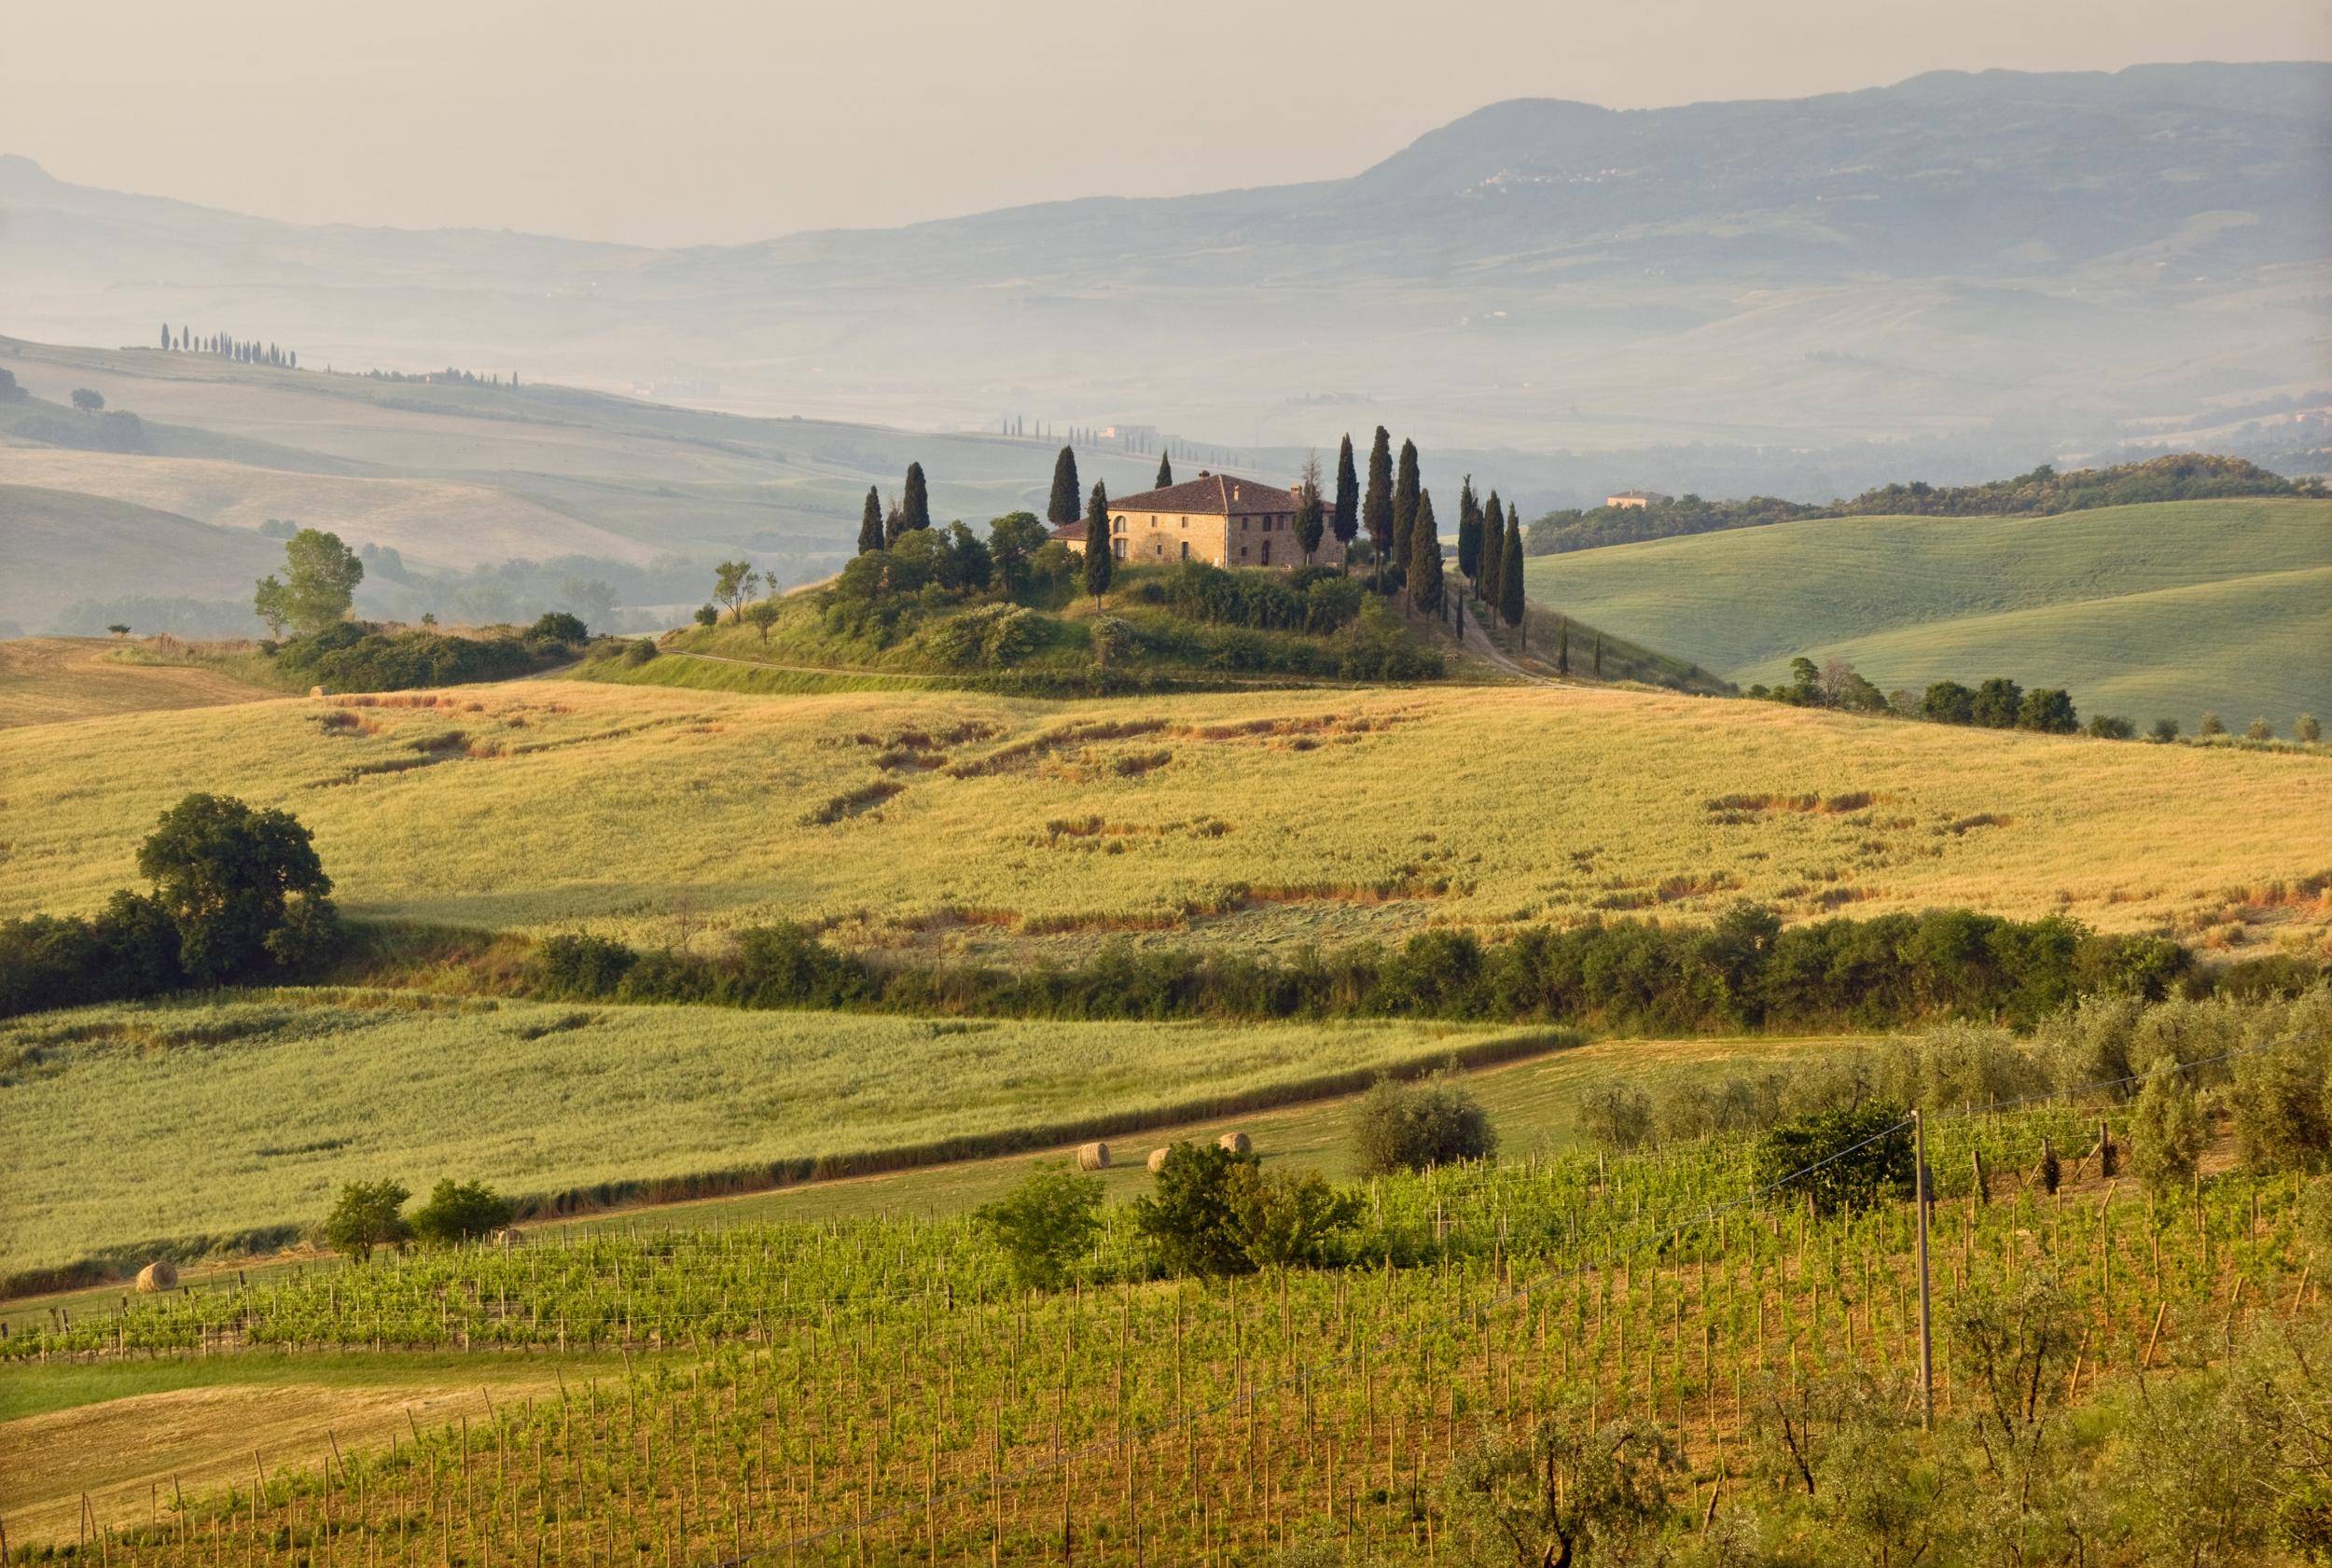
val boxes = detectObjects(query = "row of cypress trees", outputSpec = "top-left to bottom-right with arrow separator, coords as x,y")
855,462 -> 934,553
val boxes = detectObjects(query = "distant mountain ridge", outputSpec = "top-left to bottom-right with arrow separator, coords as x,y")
3,62 -> 2327,472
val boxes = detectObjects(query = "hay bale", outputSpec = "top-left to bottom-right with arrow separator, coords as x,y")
1076,1141 -> 1111,1172
134,1260 -> 178,1293
1146,1146 -> 1171,1173
1217,1131 -> 1252,1156
493,1227 -> 525,1248
309,685 -> 330,699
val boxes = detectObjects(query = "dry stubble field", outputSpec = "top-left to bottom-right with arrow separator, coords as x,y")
1,679 -> 2326,961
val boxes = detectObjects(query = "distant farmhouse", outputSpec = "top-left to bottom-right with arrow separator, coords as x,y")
1604,490 -> 1672,509
1051,472 -> 1345,569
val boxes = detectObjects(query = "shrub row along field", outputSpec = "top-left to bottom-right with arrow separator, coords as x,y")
12,1091 -> 2329,1564
3,679 -> 2325,964
0,989 -> 1548,1284
1521,497 -> 2332,727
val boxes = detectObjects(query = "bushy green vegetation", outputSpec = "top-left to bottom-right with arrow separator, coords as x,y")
260,616 -> 588,693
527,903 -> 2196,1034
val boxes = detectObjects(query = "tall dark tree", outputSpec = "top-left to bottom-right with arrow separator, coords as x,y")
1479,497 -> 1506,610
884,502 -> 910,548
1408,491 -> 1443,615
1332,434 -> 1360,571
1155,451 -> 1173,488
855,487 -> 884,555
1455,476 -> 1481,584
1081,481 -> 1113,606
1478,490 -> 1504,600
1295,453 -> 1326,564
1362,427 -> 1394,590
137,793 -> 335,983
1392,439 -> 1422,566
900,463 -> 932,534
1048,446 -> 1082,526
1556,617 -> 1571,676
1498,524 -> 1525,645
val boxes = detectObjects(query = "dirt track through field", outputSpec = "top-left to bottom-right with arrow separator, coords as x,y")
0,1374 -> 561,1546
0,640 -> 279,729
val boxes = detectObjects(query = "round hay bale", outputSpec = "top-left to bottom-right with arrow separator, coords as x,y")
494,1227 -> 525,1248
1217,1131 -> 1252,1157
1076,1142 -> 1110,1172
134,1260 -> 178,1293
1146,1146 -> 1171,1173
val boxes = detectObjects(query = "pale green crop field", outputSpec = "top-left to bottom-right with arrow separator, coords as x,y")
0,989 -> 1546,1275
3,678 -> 2327,963
1523,498 -> 2332,726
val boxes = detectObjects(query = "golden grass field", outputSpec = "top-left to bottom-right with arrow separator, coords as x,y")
2,676 -> 2326,960
0,638 -> 275,728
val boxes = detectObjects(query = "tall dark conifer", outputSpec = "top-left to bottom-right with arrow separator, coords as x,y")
1296,454 -> 1326,565
1556,617 -> 1570,675
901,464 -> 932,534
1048,447 -> 1082,526
1479,499 -> 1505,610
856,487 -> 884,554
1499,525 -> 1525,644
1361,427 -> 1394,590
1331,435 -> 1359,571
1082,481 -> 1114,606
1155,451 -> 1173,488
1455,476 -> 1480,583
1409,491 -> 1443,615
1392,440 -> 1421,567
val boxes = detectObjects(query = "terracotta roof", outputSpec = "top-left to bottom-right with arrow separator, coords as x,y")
1110,473 -> 1300,517
1049,520 -> 1088,542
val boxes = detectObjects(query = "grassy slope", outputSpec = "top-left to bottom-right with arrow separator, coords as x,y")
2,679 -> 2325,962
0,637 -> 278,728
0,484 -> 281,630
1521,498 -> 2332,725
0,989 -> 1549,1275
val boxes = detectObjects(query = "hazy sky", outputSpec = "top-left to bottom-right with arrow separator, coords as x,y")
6,0 -> 2326,248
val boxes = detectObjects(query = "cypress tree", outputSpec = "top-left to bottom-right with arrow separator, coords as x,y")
1082,481 -> 1114,606
1499,524 -> 1525,645
1155,451 -> 1173,488
1456,475 -> 1480,584
901,463 -> 932,534
1332,434 -> 1359,571
1478,490 -> 1503,599
1392,439 -> 1421,566
1593,632 -> 1603,678
1409,491 -> 1443,615
1556,617 -> 1570,676
1479,498 -> 1505,610
856,487 -> 884,554
1048,446 -> 1081,526
1362,427 -> 1394,590
884,503 -> 909,547
1296,455 -> 1326,564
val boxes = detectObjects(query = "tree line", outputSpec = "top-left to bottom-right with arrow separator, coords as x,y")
159,324 -> 295,368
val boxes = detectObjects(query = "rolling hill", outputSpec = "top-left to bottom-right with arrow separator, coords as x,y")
5,62 -> 2327,479
1521,497 -> 2332,726
0,484 -> 280,632
2,678 -> 2325,964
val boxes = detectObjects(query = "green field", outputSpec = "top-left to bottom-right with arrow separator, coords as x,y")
1523,498 -> 2332,727
0,989 -> 1554,1279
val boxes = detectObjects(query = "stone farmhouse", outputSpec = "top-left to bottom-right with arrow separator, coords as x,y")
1051,472 -> 1346,570
1604,490 -> 1672,509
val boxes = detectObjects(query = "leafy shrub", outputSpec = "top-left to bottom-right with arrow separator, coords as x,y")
530,611 -> 588,643
975,1163 -> 1103,1290
1751,1102 -> 1913,1214
409,1179 -> 513,1244
538,933 -> 638,997
1579,1081 -> 1655,1152
323,1179 -> 410,1263
2128,1074 -> 2204,1195
2229,1032 -> 2332,1173
1228,1166 -> 1360,1270
622,637 -> 659,666
1087,615 -> 1134,667
2088,715 -> 2136,740
1352,1073 -> 1497,1174
1132,1141 -> 1260,1277
693,605 -> 719,628
273,624 -> 549,693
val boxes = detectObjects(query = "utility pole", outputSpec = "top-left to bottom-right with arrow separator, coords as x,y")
1913,1107 -> 1934,1430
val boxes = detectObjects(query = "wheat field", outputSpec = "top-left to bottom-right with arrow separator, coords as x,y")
0,990 -> 1542,1277
2,678 -> 2325,960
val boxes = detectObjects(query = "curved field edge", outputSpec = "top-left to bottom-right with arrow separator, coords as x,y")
0,988 -> 1573,1292
1520,496 -> 2332,721
4,679 -> 2328,962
